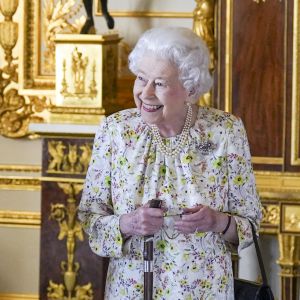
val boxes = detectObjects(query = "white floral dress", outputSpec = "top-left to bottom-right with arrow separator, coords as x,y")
79,106 -> 262,300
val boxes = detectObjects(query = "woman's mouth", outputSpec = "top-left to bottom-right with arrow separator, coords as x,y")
142,103 -> 163,112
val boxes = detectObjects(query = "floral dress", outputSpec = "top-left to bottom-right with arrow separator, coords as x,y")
78,106 -> 262,300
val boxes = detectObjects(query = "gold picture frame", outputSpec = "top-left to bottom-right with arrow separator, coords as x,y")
19,0 -> 84,93
95,0 -> 193,18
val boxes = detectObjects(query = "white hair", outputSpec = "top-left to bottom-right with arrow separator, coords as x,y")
128,27 -> 213,103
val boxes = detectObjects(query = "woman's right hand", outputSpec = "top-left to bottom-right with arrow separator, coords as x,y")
119,204 -> 164,237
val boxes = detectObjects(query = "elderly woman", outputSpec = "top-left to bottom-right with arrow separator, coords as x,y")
79,27 -> 262,299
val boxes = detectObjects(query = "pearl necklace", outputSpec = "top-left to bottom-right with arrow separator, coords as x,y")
150,103 -> 192,157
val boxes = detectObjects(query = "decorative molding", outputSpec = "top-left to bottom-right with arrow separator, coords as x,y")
225,0 -> 233,113
0,176 -> 41,191
261,204 -> 280,226
41,177 -> 84,183
255,171 -> 300,194
0,294 -> 38,300
253,0 -> 282,3
0,0 -> 47,138
0,164 -> 41,172
0,210 -> 41,228
252,156 -> 284,165
281,203 -> 300,234
95,1 -> 192,18
278,234 -> 300,268
291,0 -> 300,165
96,11 -> 192,18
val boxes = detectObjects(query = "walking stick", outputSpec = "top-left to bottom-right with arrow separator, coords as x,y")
144,199 -> 162,300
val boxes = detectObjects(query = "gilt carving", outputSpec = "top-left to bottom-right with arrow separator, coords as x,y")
43,0 -> 85,74
261,204 -> 280,225
47,141 -> 93,175
193,0 -> 215,107
47,183 -> 94,300
0,0 -> 47,138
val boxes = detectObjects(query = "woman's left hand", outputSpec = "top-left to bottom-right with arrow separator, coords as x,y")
173,205 -> 228,234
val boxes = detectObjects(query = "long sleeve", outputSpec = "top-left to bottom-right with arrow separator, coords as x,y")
78,119 -> 126,258
226,117 -> 262,253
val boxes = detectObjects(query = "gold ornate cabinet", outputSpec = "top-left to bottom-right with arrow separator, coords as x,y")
31,124 -> 109,300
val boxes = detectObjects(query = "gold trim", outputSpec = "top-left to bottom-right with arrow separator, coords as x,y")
41,177 -> 84,183
255,172 -> 300,193
225,0 -> 233,112
0,294 -> 38,300
0,165 -> 41,172
107,11 -> 192,18
291,0 -> 300,165
0,211 -> 41,228
252,156 -> 284,165
95,4 -> 192,19
0,176 -> 41,191
255,170 -> 300,176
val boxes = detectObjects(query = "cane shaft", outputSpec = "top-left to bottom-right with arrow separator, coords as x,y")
143,199 -> 162,300
144,271 -> 153,300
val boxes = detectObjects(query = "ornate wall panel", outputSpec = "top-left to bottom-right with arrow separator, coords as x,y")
217,1 -> 300,298
20,0 -> 84,90
219,0 -> 288,171
39,137 -> 108,300
287,0 -> 300,169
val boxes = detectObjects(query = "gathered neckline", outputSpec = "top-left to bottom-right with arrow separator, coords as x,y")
139,106 -> 202,141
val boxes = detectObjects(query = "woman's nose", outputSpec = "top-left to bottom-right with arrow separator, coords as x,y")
141,81 -> 155,98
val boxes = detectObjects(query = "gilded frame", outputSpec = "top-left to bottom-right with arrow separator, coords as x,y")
19,0 -> 55,92
19,0 -> 84,93
95,0 -> 193,18
223,0 -> 287,165
291,0 -> 300,165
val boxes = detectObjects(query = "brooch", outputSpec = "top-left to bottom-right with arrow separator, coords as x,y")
196,140 -> 216,155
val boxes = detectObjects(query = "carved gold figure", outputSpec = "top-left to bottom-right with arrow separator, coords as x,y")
60,47 -> 98,100
47,183 -> 93,300
193,0 -> 215,107
72,47 -> 88,94
193,0 -> 215,71
47,141 -> 93,174
48,141 -> 66,171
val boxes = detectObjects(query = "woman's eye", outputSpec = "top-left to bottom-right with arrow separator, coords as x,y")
137,76 -> 144,81
154,82 -> 164,87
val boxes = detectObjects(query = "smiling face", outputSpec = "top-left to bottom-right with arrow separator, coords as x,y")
133,53 -> 189,134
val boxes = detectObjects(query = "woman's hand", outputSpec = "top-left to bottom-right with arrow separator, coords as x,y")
119,203 -> 164,237
173,205 -> 238,244
173,205 -> 229,234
